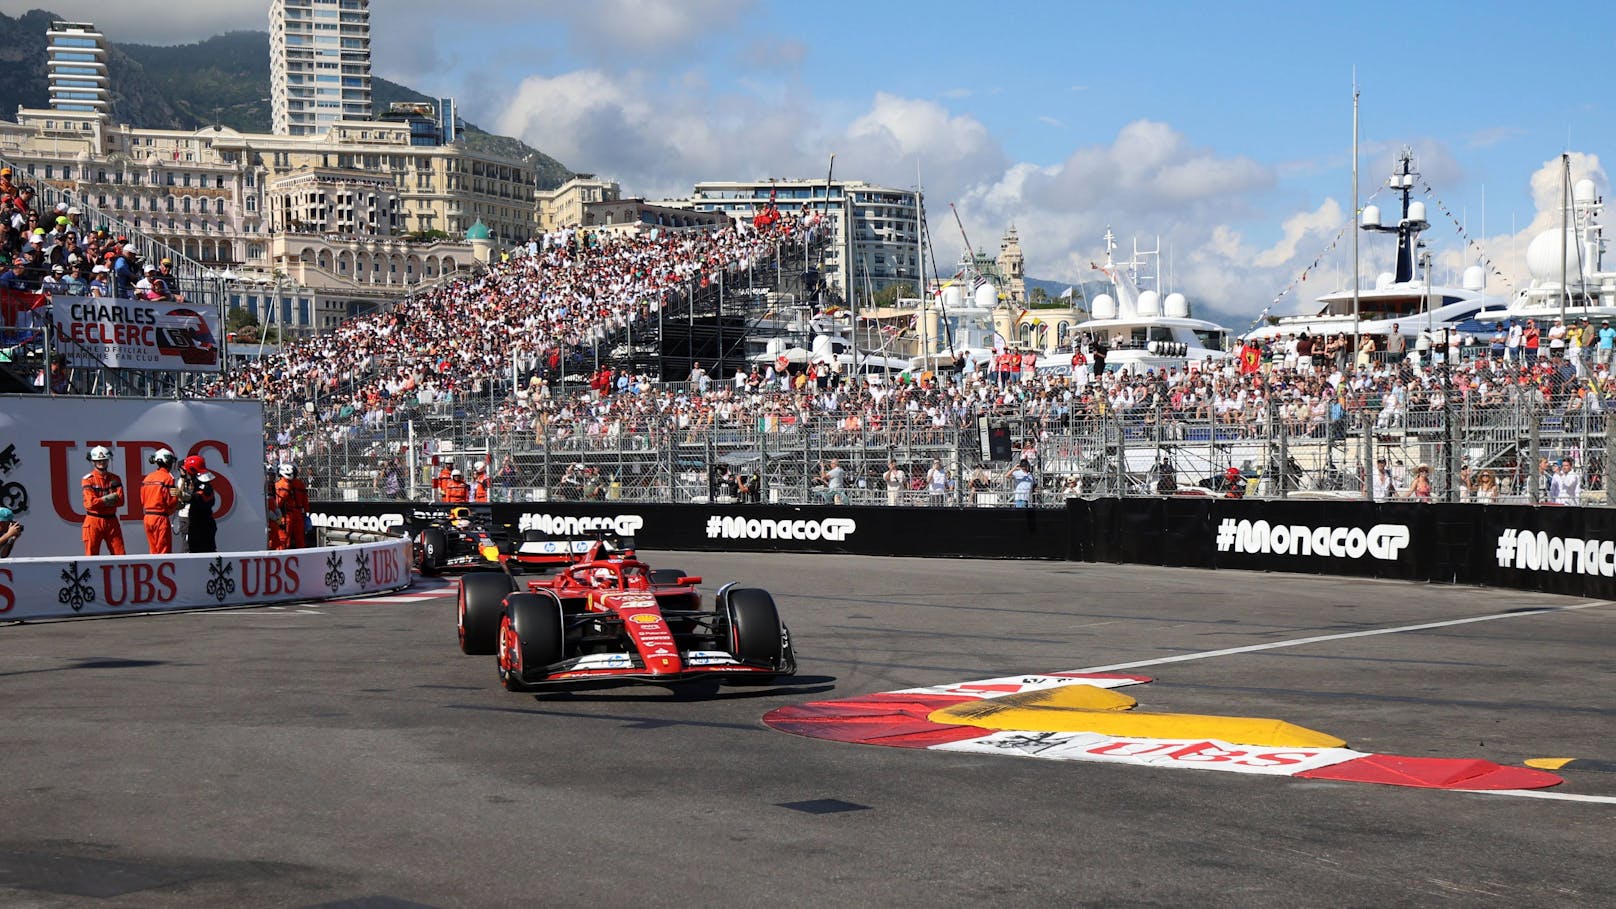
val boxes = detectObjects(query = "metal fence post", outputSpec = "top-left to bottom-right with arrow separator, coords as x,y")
1528,413 -> 1541,505
1362,413 -> 1374,500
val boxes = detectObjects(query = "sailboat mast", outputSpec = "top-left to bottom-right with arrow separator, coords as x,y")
1351,81 -> 1361,353
1561,153 -> 1570,324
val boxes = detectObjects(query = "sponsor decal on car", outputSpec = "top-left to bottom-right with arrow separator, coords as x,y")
628,613 -> 660,625
1494,528 -> 1616,576
518,513 -> 644,536
704,515 -> 857,542
1214,518 -> 1410,561
516,540 -> 596,555
684,651 -> 740,666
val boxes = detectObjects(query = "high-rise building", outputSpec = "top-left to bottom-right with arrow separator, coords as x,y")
46,21 -> 110,119
689,178 -> 921,298
270,0 -> 373,137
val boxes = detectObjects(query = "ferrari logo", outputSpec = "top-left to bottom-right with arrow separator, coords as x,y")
660,658 -> 672,667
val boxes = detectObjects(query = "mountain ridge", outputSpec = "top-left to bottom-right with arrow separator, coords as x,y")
0,13 -> 572,188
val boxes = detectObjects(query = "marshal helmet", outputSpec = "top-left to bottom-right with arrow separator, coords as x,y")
183,455 -> 208,473
87,445 -> 112,463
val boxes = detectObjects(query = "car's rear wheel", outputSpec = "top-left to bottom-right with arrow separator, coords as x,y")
500,592 -> 565,691
459,571 -> 515,655
722,588 -> 789,682
419,527 -> 447,577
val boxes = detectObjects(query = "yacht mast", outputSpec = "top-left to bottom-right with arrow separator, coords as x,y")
1351,81 -> 1360,353
1561,153 -> 1570,324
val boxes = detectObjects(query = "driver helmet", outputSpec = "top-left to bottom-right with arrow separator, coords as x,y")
87,445 -> 112,464
450,507 -> 471,521
592,567 -> 614,587
150,447 -> 176,467
0,506 -> 13,522
278,463 -> 295,478
183,455 -> 208,473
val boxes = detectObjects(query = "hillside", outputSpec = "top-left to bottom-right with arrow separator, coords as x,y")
0,12 -> 572,188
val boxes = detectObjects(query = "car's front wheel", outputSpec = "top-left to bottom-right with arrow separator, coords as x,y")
499,592 -> 565,691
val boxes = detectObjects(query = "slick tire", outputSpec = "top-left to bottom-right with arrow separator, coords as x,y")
499,592 -> 565,692
723,587 -> 786,681
459,570 -> 516,655
420,527 -> 447,577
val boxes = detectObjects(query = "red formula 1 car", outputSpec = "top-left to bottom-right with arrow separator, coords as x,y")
455,552 -> 796,690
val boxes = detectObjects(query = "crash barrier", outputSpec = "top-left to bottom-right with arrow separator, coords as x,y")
309,497 -> 1616,600
0,535 -> 412,622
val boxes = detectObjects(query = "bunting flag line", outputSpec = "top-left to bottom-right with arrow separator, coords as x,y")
1417,178 -> 1516,292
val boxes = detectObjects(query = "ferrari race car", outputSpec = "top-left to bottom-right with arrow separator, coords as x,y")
455,555 -> 797,690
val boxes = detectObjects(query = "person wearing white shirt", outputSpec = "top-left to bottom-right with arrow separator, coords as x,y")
1372,459 -> 1394,502
1551,458 -> 1582,506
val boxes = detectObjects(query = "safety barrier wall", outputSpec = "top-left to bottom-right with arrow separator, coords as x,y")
0,536 -> 412,622
307,499 -> 1616,600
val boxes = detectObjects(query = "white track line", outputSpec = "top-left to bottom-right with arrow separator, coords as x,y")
1073,601 -> 1611,673
1473,789 -> 1616,805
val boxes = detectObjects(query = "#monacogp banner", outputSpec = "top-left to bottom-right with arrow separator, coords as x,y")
0,396 -> 267,557
51,294 -> 222,372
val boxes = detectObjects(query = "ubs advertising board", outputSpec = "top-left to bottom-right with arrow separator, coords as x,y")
0,396 -> 267,557
51,295 -> 222,372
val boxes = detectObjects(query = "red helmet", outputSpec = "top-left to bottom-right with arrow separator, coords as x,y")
183,455 -> 208,472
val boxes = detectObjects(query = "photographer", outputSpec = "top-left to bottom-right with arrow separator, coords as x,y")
0,506 -> 22,557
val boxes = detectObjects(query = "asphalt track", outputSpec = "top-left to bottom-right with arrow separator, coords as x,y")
2,553 -> 1612,908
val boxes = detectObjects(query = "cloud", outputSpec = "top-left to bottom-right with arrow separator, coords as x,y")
1468,125 -> 1526,149
940,88 -> 972,100
533,0 -> 753,58
1038,115 -> 1065,128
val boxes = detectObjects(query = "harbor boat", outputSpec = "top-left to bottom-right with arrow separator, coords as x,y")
1057,228 -> 1234,375
1472,162 -> 1616,326
1248,149 -> 1504,345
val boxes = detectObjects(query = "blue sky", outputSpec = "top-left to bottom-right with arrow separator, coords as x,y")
8,0 -> 1615,323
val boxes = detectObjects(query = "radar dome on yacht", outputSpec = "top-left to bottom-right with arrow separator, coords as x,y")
1137,290 -> 1160,317
1092,294 -> 1117,320
1575,179 -> 1598,204
1406,201 -> 1428,227
766,338 -> 785,356
1526,228 -> 1584,282
811,335 -> 834,359
1361,204 -> 1382,228
941,284 -> 963,309
1462,265 -> 1486,292
1375,272 -> 1395,290
974,281 -> 998,308
1163,292 -> 1189,318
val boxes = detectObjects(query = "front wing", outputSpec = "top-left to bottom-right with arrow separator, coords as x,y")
529,650 -> 784,684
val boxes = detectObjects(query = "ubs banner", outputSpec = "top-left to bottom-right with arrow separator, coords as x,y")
0,396 -> 267,557
310,500 -> 1068,561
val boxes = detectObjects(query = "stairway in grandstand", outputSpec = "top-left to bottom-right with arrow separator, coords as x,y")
0,151 -> 221,396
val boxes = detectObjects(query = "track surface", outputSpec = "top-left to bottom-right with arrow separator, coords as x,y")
2,554 -> 1612,908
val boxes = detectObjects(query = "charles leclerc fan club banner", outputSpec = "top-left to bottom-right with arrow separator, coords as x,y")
0,396 -> 267,557
51,295 -> 223,373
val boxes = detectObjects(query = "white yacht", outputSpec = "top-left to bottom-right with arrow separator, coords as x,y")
1248,149 -> 1504,344
1056,228 -> 1234,374
1472,170 -> 1616,326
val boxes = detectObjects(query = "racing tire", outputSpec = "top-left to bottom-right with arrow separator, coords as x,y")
419,527 -> 447,577
722,587 -> 788,681
499,592 -> 565,692
521,529 -> 549,543
459,571 -> 516,655
648,568 -> 690,586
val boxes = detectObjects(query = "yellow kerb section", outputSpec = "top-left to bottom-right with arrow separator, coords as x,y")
927,685 -> 1346,749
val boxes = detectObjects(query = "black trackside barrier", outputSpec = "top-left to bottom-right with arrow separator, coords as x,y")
308,498 -> 1616,600
307,501 -> 1069,561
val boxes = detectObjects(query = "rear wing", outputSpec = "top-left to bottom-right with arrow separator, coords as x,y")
509,530 -> 637,565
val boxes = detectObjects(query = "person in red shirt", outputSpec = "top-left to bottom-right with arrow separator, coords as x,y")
274,463 -> 310,548
139,448 -> 179,554
441,468 -> 470,503
81,445 -> 126,555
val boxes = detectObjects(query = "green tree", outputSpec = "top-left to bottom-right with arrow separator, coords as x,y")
870,281 -> 919,308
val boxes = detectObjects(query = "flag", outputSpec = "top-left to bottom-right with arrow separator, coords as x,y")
0,288 -> 48,328
1059,286 -> 1074,300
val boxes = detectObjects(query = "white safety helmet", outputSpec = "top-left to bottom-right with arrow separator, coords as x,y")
451,468 -> 463,478
474,460 -> 486,471
87,445 -> 112,463
150,448 -> 176,466
278,463 -> 295,478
